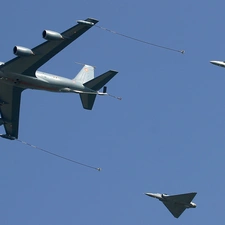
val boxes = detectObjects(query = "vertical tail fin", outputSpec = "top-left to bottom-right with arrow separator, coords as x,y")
73,65 -> 94,84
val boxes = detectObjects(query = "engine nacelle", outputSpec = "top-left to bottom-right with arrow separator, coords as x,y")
42,30 -> 63,40
13,46 -> 34,56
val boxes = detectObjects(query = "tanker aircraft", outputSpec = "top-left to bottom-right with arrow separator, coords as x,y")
0,18 -> 119,140
145,192 -> 197,218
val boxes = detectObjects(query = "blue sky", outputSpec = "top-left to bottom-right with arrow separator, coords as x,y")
1,0 -> 225,224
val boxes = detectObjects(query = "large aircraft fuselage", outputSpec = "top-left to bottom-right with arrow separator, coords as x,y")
0,69 -> 95,94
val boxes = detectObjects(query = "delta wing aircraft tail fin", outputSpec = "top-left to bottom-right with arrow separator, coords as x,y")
73,65 -> 94,83
79,70 -> 118,110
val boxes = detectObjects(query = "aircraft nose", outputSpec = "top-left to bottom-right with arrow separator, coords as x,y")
210,60 -> 225,67
210,61 -> 218,65
145,193 -> 158,198
145,193 -> 153,197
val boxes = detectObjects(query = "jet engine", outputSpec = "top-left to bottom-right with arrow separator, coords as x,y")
13,46 -> 34,56
42,30 -> 63,40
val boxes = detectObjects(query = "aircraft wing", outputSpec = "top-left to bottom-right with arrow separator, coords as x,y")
166,192 -> 197,204
163,201 -> 186,218
0,18 -> 98,77
0,81 -> 24,139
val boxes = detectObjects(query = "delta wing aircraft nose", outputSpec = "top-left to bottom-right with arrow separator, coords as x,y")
145,193 -> 161,198
210,60 -> 225,67
145,193 -> 154,197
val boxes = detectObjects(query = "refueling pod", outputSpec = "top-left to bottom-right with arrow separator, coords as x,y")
13,46 -> 34,56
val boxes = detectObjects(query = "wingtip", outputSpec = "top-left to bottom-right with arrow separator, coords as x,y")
109,70 -> 118,74
77,18 -> 99,26
86,18 -> 99,24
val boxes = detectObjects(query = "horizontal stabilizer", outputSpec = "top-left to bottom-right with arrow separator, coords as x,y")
79,93 -> 97,110
83,70 -> 118,91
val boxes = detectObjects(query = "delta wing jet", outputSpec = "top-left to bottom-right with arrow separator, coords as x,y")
0,18 -> 119,140
145,192 -> 197,218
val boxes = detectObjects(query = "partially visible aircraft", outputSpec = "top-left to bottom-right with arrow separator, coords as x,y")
0,18 -> 119,140
145,192 -> 197,218
210,60 -> 225,67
